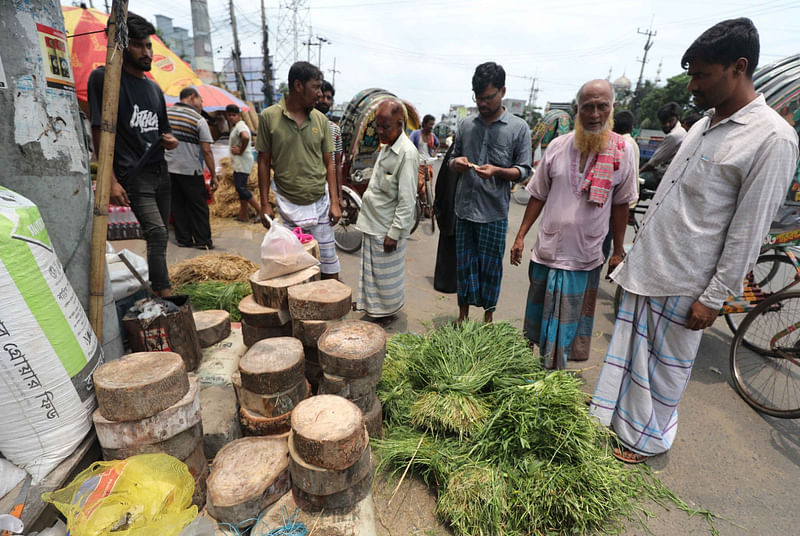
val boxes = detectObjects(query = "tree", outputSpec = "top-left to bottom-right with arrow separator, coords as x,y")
635,73 -> 694,129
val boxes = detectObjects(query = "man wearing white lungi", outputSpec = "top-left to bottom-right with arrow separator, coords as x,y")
590,17 -> 799,464
355,100 -> 419,321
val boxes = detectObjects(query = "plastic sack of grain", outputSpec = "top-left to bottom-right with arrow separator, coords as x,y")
0,187 -> 103,482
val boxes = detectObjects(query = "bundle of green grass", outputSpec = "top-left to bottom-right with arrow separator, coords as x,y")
175,281 -> 250,322
375,321 -> 715,536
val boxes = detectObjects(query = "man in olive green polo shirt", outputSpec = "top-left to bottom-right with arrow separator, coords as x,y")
256,61 -> 341,278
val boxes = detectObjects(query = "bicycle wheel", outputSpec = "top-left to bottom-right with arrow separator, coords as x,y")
333,189 -> 363,253
424,178 -> 435,235
730,290 -> 800,418
512,181 -> 531,205
724,253 -> 798,338
410,198 -> 422,235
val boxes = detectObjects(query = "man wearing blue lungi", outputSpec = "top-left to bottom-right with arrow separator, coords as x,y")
449,62 -> 532,323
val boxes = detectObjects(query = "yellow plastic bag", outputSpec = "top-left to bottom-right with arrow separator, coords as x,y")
42,453 -> 198,536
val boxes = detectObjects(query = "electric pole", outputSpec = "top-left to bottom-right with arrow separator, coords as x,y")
261,0 -> 274,105
229,0 -> 247,101
328,57 -> 340,86
632,23 -> 656,116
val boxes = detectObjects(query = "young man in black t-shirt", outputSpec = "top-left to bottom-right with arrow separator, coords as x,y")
88,13 -> 178,297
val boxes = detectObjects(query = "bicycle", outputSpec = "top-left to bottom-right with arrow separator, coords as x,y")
411,159 -> 436,236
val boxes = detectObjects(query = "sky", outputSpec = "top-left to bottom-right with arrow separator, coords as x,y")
119,0 -> 798,119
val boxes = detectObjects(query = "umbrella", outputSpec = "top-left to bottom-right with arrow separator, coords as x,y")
62,6 -> 201,102
164,84 -> 251,112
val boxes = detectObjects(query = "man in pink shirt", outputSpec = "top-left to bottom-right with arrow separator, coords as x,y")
510,79 -> 638,369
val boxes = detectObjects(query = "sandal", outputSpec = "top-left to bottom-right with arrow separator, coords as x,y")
612,446 -> 649,464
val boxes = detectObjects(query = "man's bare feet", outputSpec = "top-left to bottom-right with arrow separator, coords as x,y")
457,305 -> 469,324
483,310 -> 493,323
612,446 -> 649,464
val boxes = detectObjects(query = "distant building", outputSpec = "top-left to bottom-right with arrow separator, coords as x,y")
222,56 -> 273,110
154,15 -> 194,64
503,98 -> 526,118
612,74 -> 633,105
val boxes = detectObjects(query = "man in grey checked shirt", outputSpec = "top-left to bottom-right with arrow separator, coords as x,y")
590,18 -> 799,464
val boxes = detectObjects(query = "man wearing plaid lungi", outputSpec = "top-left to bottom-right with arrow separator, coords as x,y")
449,62 -> 531,322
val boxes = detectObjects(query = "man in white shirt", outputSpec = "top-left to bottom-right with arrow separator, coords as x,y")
225,104 -> 261,222
639,102 -> 686,190
590,18 -> 799,464
354,100 -> 419,322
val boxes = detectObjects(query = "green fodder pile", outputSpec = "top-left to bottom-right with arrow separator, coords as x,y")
175,281 -> 250,322
375,321 -> 718,536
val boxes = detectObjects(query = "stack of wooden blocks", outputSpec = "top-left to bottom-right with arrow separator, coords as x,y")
232,337 -> 311,438
91,352 -> 208,507
287,279 -> 353,392
241,239 -> 322,348
288,395 -> 373,513
317,320 -> 386,438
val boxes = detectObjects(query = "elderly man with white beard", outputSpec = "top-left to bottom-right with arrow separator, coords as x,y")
510,79 -> 638,370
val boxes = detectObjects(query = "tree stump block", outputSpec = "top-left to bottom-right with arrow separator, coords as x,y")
287,280 -> 352,320
206,437 -> 290,525
241,319 -> 292,347
101,422 -> 202,461
238,337 -> 305,394
317,321 -> 386,378
93,351 -> 188,422
193,310 -> 232,348
93,376 -> 201,449
292,319 -> 338,347
292,469 -> 374,514
288,431 -> 371,496
318,372 -> 380,399
363,398 -> 383,439
249,266 -> 321,309
232,371 -> 308,417
238,295 -> 290,328
290,395 -> 366,471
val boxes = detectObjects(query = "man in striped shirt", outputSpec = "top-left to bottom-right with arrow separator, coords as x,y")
316,80 -> 344,206
165,87 -> 218,249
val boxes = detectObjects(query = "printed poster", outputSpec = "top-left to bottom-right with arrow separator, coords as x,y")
36,23 -> 74,91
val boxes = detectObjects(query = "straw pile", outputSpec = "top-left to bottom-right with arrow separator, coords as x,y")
168,253 -> 257,287
211,157 -> 276,219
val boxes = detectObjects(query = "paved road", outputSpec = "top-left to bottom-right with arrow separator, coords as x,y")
120,198 -> 800,535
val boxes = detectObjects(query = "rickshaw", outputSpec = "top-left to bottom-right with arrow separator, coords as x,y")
615,54 -> 800,418
334,89 -> 421,252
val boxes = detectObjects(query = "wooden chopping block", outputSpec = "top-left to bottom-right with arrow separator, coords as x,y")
241,319 -> 292,347
232,370 -> 308,417
249,266 -> 321,309
102,422 -> 202,461
288,430 -> 371,496
238,380 -> 309,436
290,395 -> 366,471
238,295 -> 290,328
303,238 -> 320,261
318,372 -> 379,399
292,467 -> 374,514
287,280 -> 352,320
363,398 -> 383,439
238,337 -> 305,394
181,442 -> 209,481
206,437 -> 291,525
317,321 -> 386,378
193,310 -> 232,348
345,391 -> 377,413
93,375 -> 201,449
292,319 -> 338,347
192,462 -> 210,509
93,351 -> 189,422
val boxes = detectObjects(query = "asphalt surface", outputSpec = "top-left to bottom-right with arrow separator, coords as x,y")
117,197 -> 800,535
